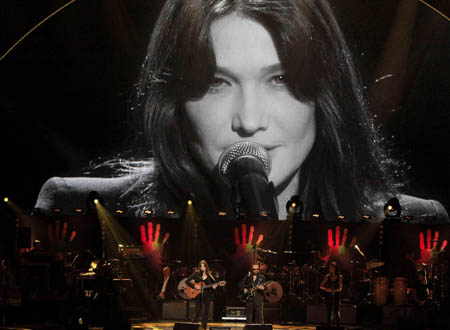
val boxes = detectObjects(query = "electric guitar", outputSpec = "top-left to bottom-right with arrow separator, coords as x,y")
184,280 -> 226,299
238,278 -> 265,302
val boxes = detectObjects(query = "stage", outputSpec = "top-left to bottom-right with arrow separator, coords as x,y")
0,320 -> 388,330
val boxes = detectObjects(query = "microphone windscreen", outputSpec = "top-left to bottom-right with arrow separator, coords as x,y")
218,142 -> 271,183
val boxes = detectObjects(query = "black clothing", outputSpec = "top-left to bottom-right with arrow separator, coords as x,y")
413,280 -> 432,302
323,274 -> 341,326
239,273 -> 266,324
186,271 -> 215,329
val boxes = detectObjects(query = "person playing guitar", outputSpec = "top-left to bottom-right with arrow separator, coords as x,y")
239,264 -> 267,324
186,260 -> 225,330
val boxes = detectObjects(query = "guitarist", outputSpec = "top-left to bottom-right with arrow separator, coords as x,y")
186,260 -> 218,330
239,264 -> 266,324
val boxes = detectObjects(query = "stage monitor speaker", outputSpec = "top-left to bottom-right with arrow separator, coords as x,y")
243,324 -> 273,330
173,323 -> 200,330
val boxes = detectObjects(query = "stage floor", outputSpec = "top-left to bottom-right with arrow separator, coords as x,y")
0,321 -> 377,330
131,322 -> 317,330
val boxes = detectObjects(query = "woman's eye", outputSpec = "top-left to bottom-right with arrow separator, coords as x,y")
208,77 -> 230,92
269,74 -> 288,87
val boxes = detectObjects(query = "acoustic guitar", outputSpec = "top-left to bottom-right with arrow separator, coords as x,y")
184,280 -> 226,299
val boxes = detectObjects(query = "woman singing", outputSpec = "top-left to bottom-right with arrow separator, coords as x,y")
35,0 -> 448,222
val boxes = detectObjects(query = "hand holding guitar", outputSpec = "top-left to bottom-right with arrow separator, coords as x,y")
185,280 -> 226,299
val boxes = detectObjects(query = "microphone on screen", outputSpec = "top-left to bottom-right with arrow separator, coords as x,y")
218,142 -> 278,220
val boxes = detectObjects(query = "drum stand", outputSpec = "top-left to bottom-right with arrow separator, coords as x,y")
361,269 -> 374,304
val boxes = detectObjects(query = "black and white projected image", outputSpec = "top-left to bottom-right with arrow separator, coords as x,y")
2,0 -> 448,222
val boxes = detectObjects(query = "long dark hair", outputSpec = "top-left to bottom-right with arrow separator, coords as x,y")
127,0 -> 399,219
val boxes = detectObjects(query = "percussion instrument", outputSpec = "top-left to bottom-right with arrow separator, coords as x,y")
393,277 -> 407,305
177,278 -> 190,300
374,277 -> 389,306
264,281 -> 283,303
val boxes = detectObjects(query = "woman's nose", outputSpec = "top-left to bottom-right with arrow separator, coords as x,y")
231,86 -> 269,136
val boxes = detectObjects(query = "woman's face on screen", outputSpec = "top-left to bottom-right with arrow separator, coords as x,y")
184,13 -> 316,190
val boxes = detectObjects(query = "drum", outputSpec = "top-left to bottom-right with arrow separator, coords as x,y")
374,277 -> 389,306
177,278 -> 190,300
393,277 -> 407,305
264,281 -> 283,303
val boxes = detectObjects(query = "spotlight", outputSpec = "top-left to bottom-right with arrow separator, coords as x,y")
115,209 -> 124,214
86,191 -> 102,214
144,209 -> 153,216
218,211 -> 227,216
74,208 -> 83,213
362,215 -> 371,220
187,200 -> 192,205
312,213 -> 320,218
384,197 -> 401,218
167,210 -> 175,215
337,215 -> 345,220
3,197 -> 8,202
285,195 -> 303,219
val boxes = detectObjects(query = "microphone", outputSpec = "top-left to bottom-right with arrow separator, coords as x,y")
218,142 -> 278,220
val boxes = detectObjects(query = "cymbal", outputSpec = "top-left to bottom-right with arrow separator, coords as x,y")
366,261 -> 384,270
163,259 -> 183,265
256,248 -> 277,254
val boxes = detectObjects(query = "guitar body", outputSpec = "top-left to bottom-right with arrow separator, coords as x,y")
238,287 -> 258,302
184,280 -> 226,299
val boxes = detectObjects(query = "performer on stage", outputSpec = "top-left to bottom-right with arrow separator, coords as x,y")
319,261 -> 343,327
186,260 -> 218,330
157,265 -> 176,300
239,264 -> 267,324
411,269 -> 435,328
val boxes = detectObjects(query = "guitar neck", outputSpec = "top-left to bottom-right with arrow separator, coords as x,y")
201,281 -> 223,289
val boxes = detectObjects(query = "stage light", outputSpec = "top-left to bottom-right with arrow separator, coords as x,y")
74,208 -> 83,213
384,197 -> 401,219
312,213 -> 320,218
53,208 -> 62,213
115,209 -> 124,214
144,209 -> 153,215
285,195 -> 303,219
337,215 -> 345,220
94,199 -> 99,205
218,211 -> 227,216
167,210 -> 175,215
3,197 -> 8,202
362,215 -> 371,220
187,200 -> 192,205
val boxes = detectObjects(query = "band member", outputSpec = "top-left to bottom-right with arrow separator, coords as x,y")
186,260 -> 218,330
239,264 -> 266,324
411,269 -> 435,328
157,265 -> 176,300
320,261 -> 343,327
